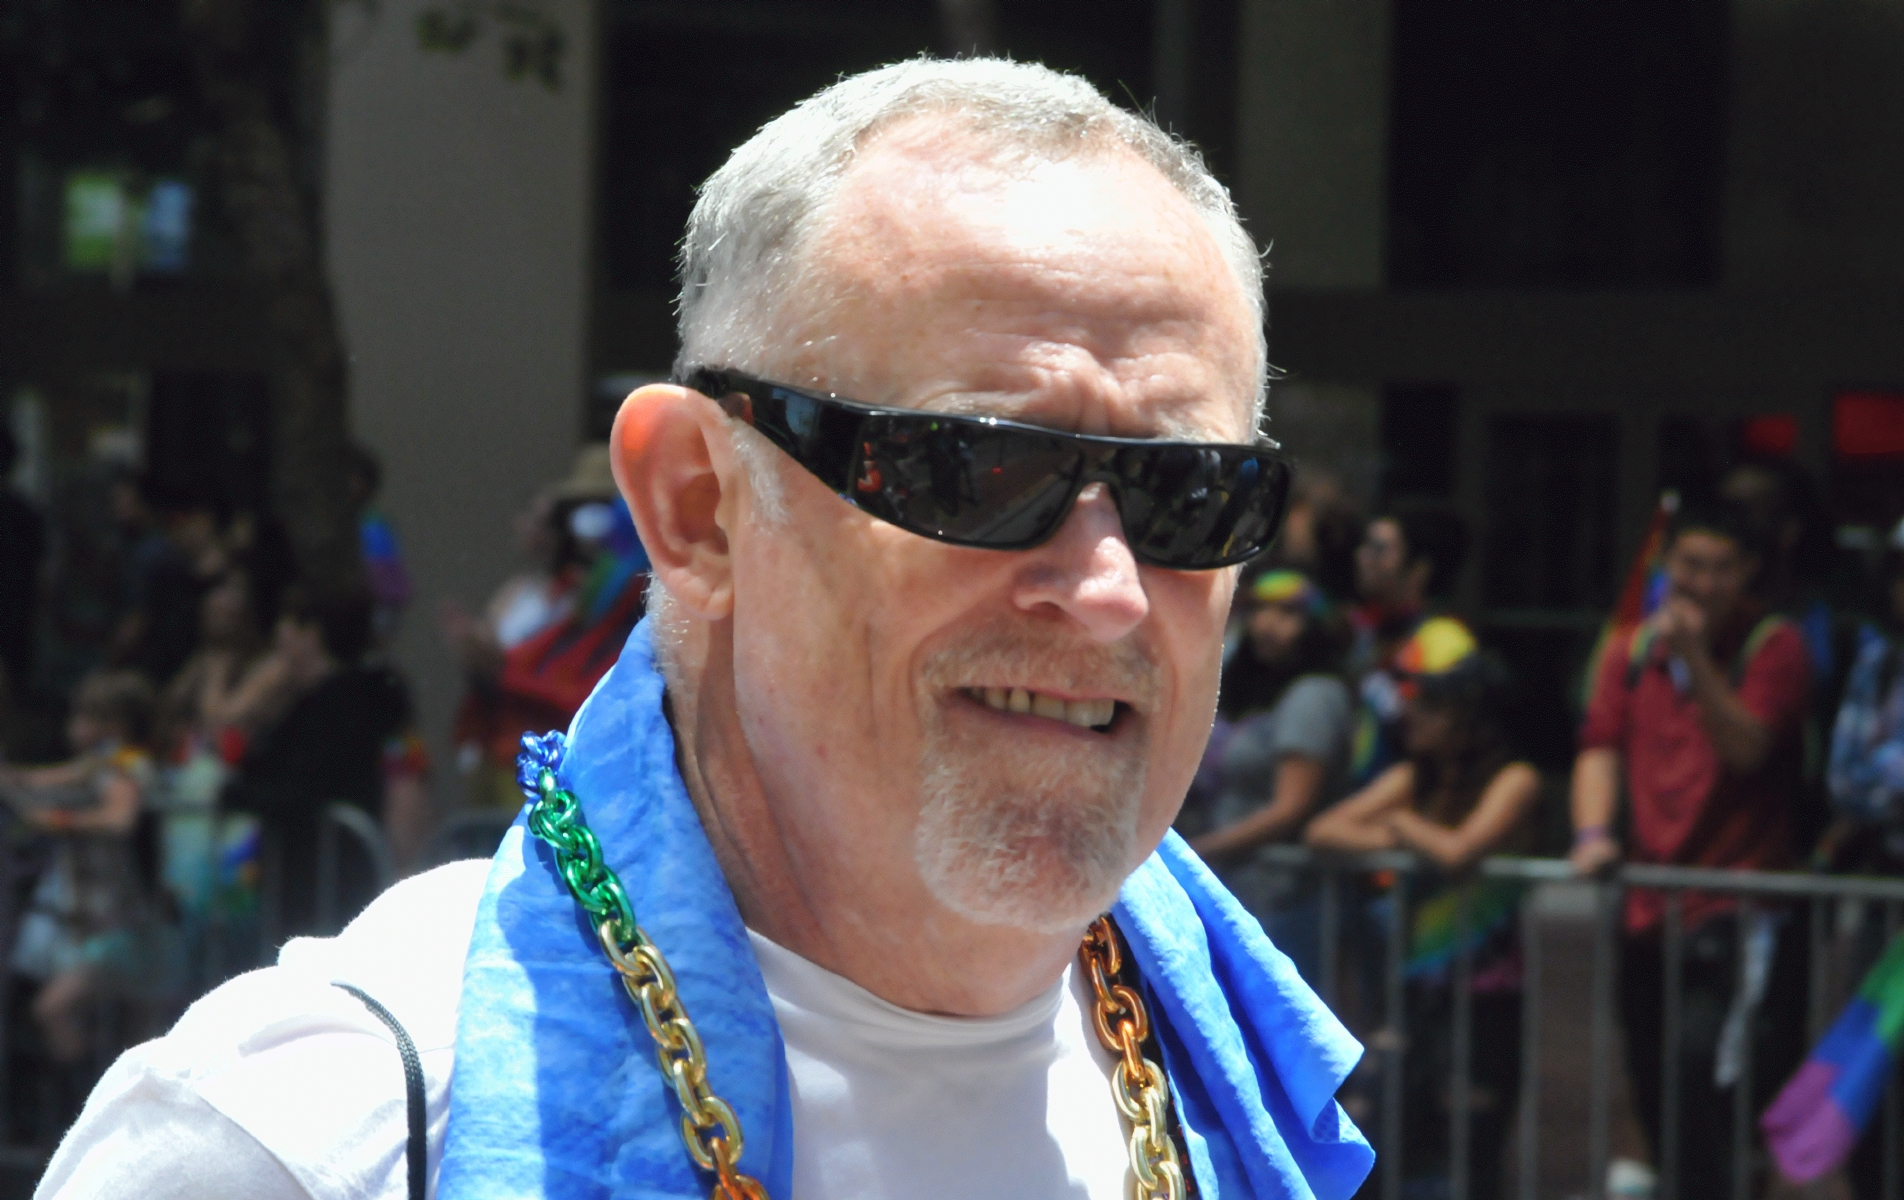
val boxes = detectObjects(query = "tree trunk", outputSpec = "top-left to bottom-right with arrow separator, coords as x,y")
184,0 -> 360,586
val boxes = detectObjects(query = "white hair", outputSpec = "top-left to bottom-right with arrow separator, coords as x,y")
673,56 -> 1268,430
644,575 -> 687,684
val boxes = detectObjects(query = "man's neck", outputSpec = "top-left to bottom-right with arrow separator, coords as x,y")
663,624 -> 1086,1018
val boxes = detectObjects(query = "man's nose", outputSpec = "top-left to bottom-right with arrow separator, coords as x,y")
1009,484 -> 1149,641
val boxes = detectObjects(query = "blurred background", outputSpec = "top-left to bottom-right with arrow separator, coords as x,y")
9,0 -> 1904,784
2,0 -> 1904,1192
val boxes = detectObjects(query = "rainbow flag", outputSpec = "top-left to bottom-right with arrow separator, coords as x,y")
1405,878 -> 1522,979
1577,493 -> 1676,711
1762,931 -> 1904,1181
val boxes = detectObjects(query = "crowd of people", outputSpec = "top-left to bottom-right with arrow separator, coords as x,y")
8,398 -> 1904,1189
0,431 -> 652,1140
1182,458 -> 1903,1200
0,440 -> 419,1135
1179,485 -> 1539,1200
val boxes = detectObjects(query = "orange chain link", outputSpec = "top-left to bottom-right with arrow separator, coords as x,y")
1081,915 -> 1188,1200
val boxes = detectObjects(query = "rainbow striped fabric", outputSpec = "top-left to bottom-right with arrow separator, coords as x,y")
1405,878 -> 1521,979
1762,931 -> 1904,1181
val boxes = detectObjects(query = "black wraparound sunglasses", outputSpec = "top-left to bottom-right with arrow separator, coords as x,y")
679,367 -> 1293,570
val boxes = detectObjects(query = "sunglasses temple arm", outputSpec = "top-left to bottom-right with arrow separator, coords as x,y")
708,383 -> 871,498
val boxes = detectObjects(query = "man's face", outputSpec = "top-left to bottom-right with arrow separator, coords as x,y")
1356,518 -> 1410,605
1664,530 -> 1753,628
719,124 -> 1258,934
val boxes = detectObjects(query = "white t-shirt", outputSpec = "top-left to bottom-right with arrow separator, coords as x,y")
750,930 -> 1129,1200
36,863 -> 1134,1200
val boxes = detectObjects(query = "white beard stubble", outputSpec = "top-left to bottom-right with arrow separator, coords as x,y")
912,630 -> 1154,934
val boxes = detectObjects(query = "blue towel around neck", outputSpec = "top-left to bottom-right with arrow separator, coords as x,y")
439,618 -> 1373,1199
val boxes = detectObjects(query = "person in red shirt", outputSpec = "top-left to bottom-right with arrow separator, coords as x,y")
1570,499 -> 1810,1200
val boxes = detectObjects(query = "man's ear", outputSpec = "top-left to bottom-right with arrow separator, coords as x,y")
610,384 -> 740,620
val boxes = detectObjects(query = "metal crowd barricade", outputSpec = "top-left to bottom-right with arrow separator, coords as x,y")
1250,845 -> 1904,1200
315,802 -> 396,934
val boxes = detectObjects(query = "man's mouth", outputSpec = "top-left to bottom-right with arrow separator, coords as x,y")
960,687 -> 1121,732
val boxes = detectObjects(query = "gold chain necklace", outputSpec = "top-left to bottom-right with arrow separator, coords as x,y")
523,740 -> 1188,1200
1081,916 -> 1190,1200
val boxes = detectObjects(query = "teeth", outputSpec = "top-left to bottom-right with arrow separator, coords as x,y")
969,688 -> 1117,730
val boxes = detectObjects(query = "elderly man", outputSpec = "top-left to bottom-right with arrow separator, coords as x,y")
40,59 -> 1371,1200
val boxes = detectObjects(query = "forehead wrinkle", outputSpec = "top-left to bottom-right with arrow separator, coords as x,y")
820,272 -> 1250,441
884,310 -> 1227,426
769,123 -> 1256,441
827,212 -> 1230,335
925,323 -> 1247,442
812,131 -> 1246,319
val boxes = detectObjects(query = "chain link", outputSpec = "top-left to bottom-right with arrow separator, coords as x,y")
1082,916 -> 1188,1200
521,735 -> 767,1200
521,733 -> 1184,1200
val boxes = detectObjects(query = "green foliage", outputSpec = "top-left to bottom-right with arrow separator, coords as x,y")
416,1 -> 563,90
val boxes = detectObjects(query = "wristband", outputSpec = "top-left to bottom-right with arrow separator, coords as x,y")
1573,824 -> 1610,847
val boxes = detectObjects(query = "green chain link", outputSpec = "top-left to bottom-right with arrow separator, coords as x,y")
525,766 -> 637,944
522,758 -> 770,1200
517,740 -> 1173,1200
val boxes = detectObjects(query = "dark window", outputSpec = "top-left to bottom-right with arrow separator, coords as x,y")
1482,414 -> 1618,609
595,0 -> 1235,296
1656,414 -> 1724,501
2,3 -> 219,290
1380,382 -> 1459,500
598,3 -> 927,293
1388,0 -> 1730,288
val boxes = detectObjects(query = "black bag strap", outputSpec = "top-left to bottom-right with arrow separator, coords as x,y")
335,982 -> 428,1200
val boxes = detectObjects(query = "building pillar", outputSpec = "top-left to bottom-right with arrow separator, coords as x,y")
1235,0 -> 1392,511
1234,0 -> 1390,291
325,0 -> 599,804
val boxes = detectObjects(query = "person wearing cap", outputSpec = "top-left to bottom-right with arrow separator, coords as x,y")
39,59 -> 1372,1200
1346,504 -> 1471,786
1305,616 -> 1538,1200
1189,567 -> 1354,986
446,446 -> 649,812
1569,497 -> 1811,1200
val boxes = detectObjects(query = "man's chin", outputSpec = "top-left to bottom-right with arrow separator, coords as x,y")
920,842 -> 1128,935
911,760 -> 1146,935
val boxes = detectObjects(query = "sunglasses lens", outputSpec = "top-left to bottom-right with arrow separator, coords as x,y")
1118,446 -> 1290,568
832,406 -> 1286,567
854,417 -> 1082,547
